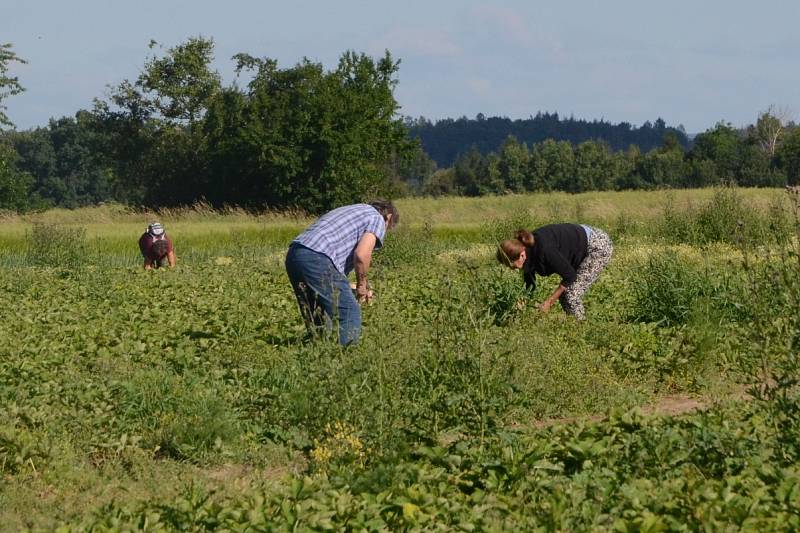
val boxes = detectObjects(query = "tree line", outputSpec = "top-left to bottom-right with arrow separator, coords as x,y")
406,113 -> 689,168
408,116 -> 800,197
0,38 -> 414,213
1,39 -> 799,213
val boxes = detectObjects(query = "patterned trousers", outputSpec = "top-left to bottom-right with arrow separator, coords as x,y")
559,228 -> 613,320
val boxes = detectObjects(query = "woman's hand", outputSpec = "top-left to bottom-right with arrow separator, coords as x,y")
539,283 -> 566,313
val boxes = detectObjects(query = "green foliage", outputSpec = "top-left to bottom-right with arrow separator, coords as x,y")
93,39 -> 412,212
629,251 -> 704,326
0,42 -> 26,128
0,190 -> 797,529
120,371 -> 240,462
740,190 -> 800,400
407,117 -> 791,197
661,187 -> 773,245
140,37 -> 222,124
777,127 -> 800,185
4,112 -> 116,207
25,223 -> 88,268
76,403 -> 800,531
0,142 -> 34,210
0,422 -> 49,475
485,269 -> 529,325
407,112 -> 688,168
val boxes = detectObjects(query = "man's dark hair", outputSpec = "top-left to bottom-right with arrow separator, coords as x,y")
369,200 -> 399,230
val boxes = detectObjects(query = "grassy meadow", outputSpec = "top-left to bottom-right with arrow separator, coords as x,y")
1,187 -> 800,530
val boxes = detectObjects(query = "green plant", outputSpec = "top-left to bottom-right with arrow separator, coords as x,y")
629,250 -> 704,326
25,223 -> 89,268
485,269 -> 529,325
0,189 -> 796,529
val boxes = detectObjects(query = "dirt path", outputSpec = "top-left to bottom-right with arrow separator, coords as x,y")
530,387 -> 752,429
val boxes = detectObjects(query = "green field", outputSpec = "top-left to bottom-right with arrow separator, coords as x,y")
2,188 -> 799,530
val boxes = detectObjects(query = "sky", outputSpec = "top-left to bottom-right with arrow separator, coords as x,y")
3,0 -> 800,134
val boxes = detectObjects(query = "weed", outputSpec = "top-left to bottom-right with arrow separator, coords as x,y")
25,223 -> 89,268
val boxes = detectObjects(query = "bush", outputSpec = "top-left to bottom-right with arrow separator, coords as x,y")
660,187 -> 774,246
629,250 -> 704,326
26,223 -> 88,268
484,269 -> 529,325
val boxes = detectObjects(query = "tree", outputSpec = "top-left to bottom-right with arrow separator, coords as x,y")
201,49 -> 412,212
777,126 -> 800,185
0,43 -> 26,129
453,146 -> 489,196
635,133 -> 687,188
690,122 -> 742,183
8,112 -> 116,207
406,112 -> 689,167
528,139 -> 575,192
574,140 -> 614,192
0,142 -> 34,210
421,168 -> 456,196
139,38 -> 222,125
496,135 -> 530,192
0,43 -> 34,210
614,145 -> 644,189
752,105 -> 792,157
392,141 -> 437,194
95,36 -> 223,205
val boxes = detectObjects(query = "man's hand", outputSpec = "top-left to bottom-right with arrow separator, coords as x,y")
351,281 -> 374,304
538,300 -> 552,313
356,284 -> 374,304
353,232 -> 377,304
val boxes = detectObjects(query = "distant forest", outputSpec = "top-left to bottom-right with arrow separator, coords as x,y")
406,113 -> 689,167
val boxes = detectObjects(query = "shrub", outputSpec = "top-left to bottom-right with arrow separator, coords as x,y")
484,269 -> 529,325
26,223 -> 88,268
660,187 -> 774,246
629,250 -> 704,326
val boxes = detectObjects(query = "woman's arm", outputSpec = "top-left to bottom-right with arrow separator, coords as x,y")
539,283 -> 566,312
537,248 -> 574,311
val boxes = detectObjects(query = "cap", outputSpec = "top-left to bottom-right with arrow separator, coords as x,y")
147,222 -> 165,236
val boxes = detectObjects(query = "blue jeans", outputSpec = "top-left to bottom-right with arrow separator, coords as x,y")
285,243 -> 361,345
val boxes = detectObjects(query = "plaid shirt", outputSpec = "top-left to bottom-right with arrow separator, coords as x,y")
293,204 -> 386,274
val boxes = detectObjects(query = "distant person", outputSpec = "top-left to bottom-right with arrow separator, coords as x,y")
285,201 -> 399,345
139,222 -> 176,270
497,223 -> 613,320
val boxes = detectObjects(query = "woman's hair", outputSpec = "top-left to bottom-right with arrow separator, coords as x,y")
496,229 -> 534,267
514,229 -> 534,247
370,200 -> 399,230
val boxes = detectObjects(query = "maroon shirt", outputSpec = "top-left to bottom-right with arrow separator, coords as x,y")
139,233 -> 174,260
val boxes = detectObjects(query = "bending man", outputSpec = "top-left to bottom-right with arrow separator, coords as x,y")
285,201 -> 398,345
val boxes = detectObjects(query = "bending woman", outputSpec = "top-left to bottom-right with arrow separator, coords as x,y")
497,224 -> 613,320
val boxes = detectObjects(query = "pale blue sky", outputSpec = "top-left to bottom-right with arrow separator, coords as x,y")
3,0 -> 799,133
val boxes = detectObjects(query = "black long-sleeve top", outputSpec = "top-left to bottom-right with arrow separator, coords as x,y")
522,223 -> 589,291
